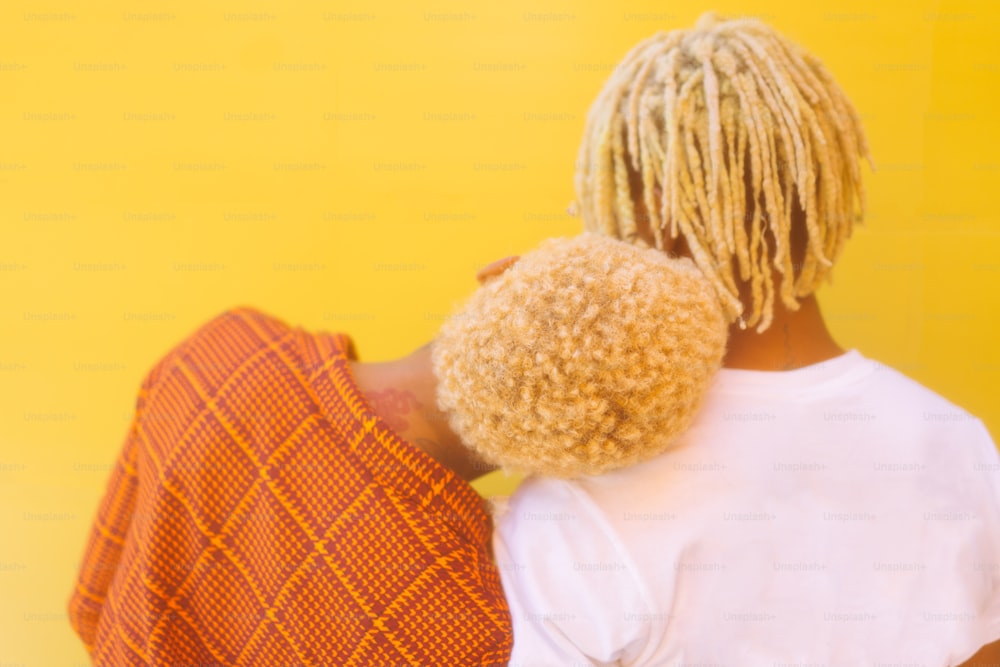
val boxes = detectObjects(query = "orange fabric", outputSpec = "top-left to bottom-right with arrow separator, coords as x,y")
68,306 -> 512,666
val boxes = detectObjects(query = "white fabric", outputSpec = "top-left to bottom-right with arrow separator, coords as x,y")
493,349 -> 1000,666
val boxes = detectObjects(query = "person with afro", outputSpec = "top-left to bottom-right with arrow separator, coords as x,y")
67,232 -> 727,665
490,11 -> 1000,667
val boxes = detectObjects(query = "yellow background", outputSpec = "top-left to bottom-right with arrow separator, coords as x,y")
1,0 -> 997,663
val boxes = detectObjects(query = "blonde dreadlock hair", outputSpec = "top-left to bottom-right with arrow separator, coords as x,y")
573,11 -> 875,332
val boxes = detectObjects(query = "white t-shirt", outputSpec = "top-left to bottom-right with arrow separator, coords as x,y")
493,349 -> 1000,666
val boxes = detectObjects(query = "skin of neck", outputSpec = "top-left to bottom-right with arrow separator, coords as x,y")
348,344 -> 498,483
722,290 -> 845,371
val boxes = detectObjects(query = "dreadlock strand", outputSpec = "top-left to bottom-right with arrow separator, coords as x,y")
593,118 -> 619,237
677,67 -> 729,269
717,88 -> 738,256
732,99 -> 753,282
612,113 -> 640,243
661,49 -> 684,241
639,104 -> 666,249
691,113 -> 738,296
694,38 -> 729,257
713,48 -> 753,281
757,228 -> 777,333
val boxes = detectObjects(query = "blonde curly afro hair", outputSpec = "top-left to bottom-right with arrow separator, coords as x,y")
431,232 -> 728,479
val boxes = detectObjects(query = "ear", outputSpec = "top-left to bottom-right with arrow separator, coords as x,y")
475,256 -> 520,285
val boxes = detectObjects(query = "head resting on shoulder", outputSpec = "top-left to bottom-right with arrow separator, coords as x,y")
432,232 -> 728,479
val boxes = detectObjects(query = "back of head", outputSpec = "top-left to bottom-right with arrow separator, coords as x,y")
432,232 -> 727,479
573,11 -> 875,332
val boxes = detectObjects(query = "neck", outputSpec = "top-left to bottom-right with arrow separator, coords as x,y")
722,293 -> 845,371
347,344 -> 497,482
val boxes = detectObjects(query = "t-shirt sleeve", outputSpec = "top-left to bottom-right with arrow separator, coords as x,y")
954,418 -> 1000,664
491,478 -> 652,666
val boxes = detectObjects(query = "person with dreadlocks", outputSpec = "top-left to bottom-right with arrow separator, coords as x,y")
491,11 -> 1000,666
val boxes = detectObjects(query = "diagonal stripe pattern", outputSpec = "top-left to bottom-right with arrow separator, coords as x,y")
68,306 -> 513,666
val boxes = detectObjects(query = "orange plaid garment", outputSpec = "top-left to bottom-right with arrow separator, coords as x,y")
68,306 -> 513,666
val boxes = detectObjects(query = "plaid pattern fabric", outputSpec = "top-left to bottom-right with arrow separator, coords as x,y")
68,306 -> 513,666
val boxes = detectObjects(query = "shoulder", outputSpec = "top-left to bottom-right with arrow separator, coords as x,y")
196,305 -> 294,340
855,353 -> 985,424
493,476 -> 655,664
494,475 -> 647,599
141,305 -> 299,388
496,476 -> 592,532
